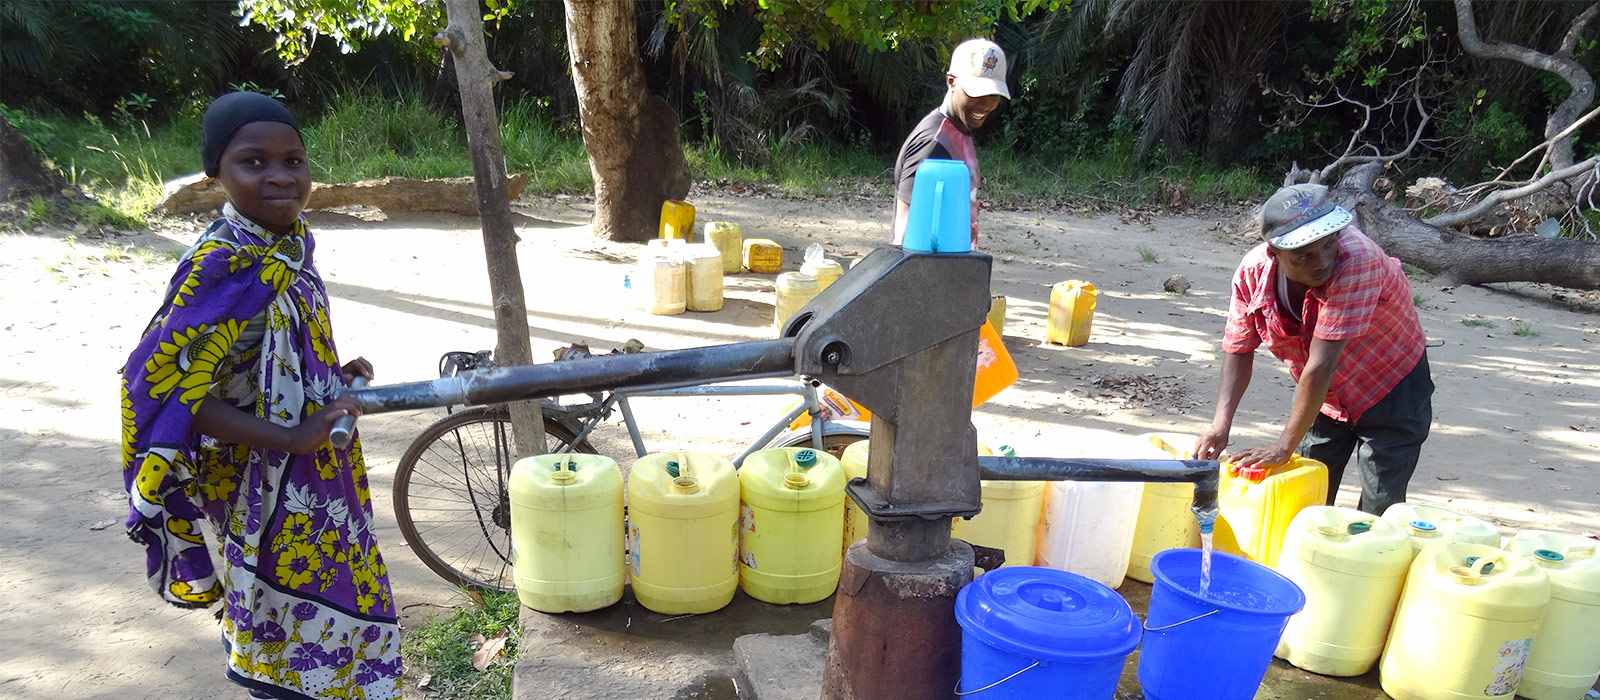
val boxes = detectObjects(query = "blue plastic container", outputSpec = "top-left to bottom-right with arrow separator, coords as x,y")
901,158 -> 973,253
955,566 -> 1141,698
1138,549 -> 1306,700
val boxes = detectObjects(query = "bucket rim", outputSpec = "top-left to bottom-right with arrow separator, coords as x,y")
1149,549 -> 1306,617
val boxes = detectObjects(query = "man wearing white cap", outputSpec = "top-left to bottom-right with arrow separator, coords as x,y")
892,38 -> 1010,248
1195,184 -> 1434,515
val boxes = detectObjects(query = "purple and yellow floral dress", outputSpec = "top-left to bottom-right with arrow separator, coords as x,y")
121,204 -> 402,699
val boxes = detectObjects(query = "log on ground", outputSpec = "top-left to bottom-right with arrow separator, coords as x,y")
156,173 -> 530,217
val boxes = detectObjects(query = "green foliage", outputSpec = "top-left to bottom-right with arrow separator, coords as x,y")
1464,103 -> 1534,175
1412,292 -> 1428,307
1310,0 -> 1428,83
666,0 -> 1064,69
403,589 -> 520,700
238,0 -> 469,64
1136,246 -> 1160,263
1,103 -> 60,152
2,1 -> 272,118
21,196 -> 56,227
1511,321 -> 1540,337
1461,318 -> 1495,328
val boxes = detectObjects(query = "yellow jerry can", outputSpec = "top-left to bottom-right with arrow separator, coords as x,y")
659,199 -> 696,239
1126,433 -> 1204,584
626,452 -> 740,615
800,257 -> 843,290
509,454 -> 625,613
1380,543 -> 1552,700
774,271 -> 821,332
951,444 -> 1045,574
738,447 -> 846,604
639,254 -> 687,316
840,440 -> 871,557
1273,506 -> 1415,677
1381,502 -> 1503,559
683,243 -> 725,312
1045,280 -> 1096,346
987,291 -> 1007,336
703,221 -> 743,273
1214,454 -> 1329,569
742,238 -> 783,275
1505,531 -> 1600,700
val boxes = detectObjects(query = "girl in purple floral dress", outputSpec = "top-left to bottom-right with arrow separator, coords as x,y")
121,91 -> 402,699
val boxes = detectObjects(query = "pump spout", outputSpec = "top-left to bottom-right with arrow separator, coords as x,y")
976,456 -> 1219,515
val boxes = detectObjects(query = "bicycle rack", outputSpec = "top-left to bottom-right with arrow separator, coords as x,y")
348,246 -> 1219,700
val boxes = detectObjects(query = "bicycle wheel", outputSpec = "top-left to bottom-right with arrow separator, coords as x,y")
769,431 -> 868,459
393,407 -> 595,592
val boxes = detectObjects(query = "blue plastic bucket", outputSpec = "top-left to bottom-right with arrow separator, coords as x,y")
1138,549 -> 1306,700
902,159 -> 973,254
955,566 -> 1141,698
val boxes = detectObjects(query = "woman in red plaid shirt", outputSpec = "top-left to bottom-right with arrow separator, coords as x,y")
1194,184 -> 1434,515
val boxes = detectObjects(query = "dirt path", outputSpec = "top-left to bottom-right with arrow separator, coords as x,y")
1,193 -> 1595,699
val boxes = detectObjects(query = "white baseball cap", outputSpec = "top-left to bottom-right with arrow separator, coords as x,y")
949,39 -> 1010,100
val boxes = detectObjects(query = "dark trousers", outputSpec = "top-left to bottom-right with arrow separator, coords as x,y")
1298,351 -> 1434,516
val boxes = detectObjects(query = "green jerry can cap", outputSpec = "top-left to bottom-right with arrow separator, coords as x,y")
1347,521 -> 1373,535
666,461 -> 681,478
998,445 -> 1017,457
795,449 -> 818,468
1533,549 -> 1565,563
1464,556 -> 1495,574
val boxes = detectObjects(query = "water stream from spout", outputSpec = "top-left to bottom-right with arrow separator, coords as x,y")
1192,505 -> 1219,595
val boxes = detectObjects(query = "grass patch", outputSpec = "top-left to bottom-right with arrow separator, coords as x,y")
1403,263 -> 1431,281
1412,292 -> 1428,307
301,89 -> 470,182
1137,246 -> 1161,263
1461,318 -> 1496,328
1511,321 -> 1541,337
14,91 -> 1277,224
404,589 -> 520,700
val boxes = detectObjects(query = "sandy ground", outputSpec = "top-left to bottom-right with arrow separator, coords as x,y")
2,190 -> 1597,699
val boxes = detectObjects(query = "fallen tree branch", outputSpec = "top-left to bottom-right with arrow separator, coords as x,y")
1426,156 -> 1600,228
1334,162 -> 1600,290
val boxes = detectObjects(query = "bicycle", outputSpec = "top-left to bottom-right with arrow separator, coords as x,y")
392,347 -> 871,592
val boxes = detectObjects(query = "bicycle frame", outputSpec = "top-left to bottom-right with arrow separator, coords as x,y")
551,376 -> 833,467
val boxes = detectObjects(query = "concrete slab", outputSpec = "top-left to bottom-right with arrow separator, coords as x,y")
512,588 -> 831,700
730,620 -> 831,700
515,578 -> 1596,700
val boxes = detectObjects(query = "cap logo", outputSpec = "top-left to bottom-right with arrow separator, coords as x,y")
982,51 -> 998,74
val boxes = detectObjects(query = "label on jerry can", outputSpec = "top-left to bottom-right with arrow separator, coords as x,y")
740,504 -> 758,569
627,522 -> 641,577
1484,638 -> 1533,695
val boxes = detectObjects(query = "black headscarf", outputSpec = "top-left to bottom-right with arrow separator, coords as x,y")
200,91 -> 301,177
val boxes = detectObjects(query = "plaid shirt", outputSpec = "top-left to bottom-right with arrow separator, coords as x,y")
1222,226 -> 1425,422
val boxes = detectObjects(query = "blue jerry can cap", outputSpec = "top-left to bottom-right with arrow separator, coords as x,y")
794,449 -> 818,468
955,567 -> 1141,662
1409,520 -> 1437,532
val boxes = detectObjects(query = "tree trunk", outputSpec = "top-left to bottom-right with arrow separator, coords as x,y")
1331,163 -> 1600,290
0,116 -> 72,202
563,0 -> 690,242
1454,0 -> 1598,170
1200,1 -> 1280,163
437,0 -> 546,457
